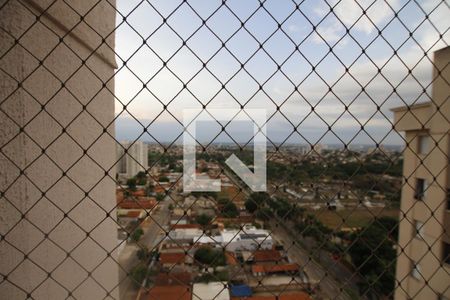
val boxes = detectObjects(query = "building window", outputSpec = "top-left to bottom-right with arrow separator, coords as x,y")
414,178 -> 427,200
418,135 -> 430,155
411,263 -> 421,279
443,242 -> 450,265
414,221 -> 424,239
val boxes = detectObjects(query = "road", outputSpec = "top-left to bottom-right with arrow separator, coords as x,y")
223,168 -> 356,299
271,221 -> 354,300
118,199 -> 170,300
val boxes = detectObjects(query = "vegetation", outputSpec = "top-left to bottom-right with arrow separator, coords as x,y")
191,191 -> 218,199
266,196 -> 304,220
260,192 -> 399,298
130,264 -> 147,287
135,171 -> 147,185
244,199 -> 258,213
194,247 -> 226,267
159,176 -> 169,182
348,217 -> 398,297
221,200 -> 239,218
130,227 -> 144,242
156,193 -> 165,202
195,214 -> 212,227
137,246 -> 149,261
195,270 -> 229,283
295,214 -> 332,240
256,207 -> 273,221
148,151 -> 181,166
126,178 -> 137,191
265,151 -> 402,205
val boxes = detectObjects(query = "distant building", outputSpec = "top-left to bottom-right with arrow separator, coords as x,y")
159,252 -> 187,268
117,141 -> 148,179
300,143 -> 323,156
391,46 -> 450,300
252,263 -> 300,276
252,249 -> 283,263
196,226 -> 273,252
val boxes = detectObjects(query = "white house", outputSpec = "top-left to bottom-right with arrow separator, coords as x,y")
192,282 -> 230,300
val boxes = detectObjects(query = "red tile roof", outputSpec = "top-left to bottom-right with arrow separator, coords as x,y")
117,198 -> 156,209
253,250 -> 282,262
226,252 -> 238,265
159,252 -> 186,265
278,294 -> 311,300
154,185 -> 166,194
154,272 -> 191,286
170,224 -> 201,230
132,189 -> 146,197
125,211 -> 142,218
252,263 -> 299,274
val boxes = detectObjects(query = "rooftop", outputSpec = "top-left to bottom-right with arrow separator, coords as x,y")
170,224 -> 201,229
154,271 -> 191,286
117,199 -> 156,209
252,264 -> 299,274
192,282 -> 230,300
230,285 -> 252,297
253,250 -> 282,262
159,252 -> 186,265
141,285 -> 191,300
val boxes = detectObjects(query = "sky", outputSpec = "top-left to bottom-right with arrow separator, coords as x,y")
113,0 -> 449,146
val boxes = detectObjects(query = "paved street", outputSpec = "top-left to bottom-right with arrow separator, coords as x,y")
118,200 -> 170,300
270,222 -> 354,300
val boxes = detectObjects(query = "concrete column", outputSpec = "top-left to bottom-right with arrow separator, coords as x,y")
1,0 -> 118,299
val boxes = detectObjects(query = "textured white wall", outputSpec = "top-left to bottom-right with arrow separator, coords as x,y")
0,0 -> 118,299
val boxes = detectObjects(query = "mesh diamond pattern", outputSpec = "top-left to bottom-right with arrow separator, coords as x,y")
1,0 -> 449,299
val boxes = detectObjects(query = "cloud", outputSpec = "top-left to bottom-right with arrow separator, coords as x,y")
287,24 -> 301,33
313,22 -> 343,43
332,0 -> 399,34
312,0 -> 400,45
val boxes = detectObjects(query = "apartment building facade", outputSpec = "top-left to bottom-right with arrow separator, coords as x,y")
0,1 -> 118,299
393,47 -> 450,299
116,141 -> 148,180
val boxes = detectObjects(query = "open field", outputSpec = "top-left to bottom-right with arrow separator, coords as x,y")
311,208 -> 400,230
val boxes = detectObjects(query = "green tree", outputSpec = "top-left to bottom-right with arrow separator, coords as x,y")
137,246 -> 149,261
245,199 -> 258,213
222,201 -> 239,218
130,227 -> 144,242
159,176 -> 169,182
196,214 -> 212,227
135,171 -> 147,185
348,218 -> 397,297
130,264 -> 147,287
217,196 -> 230,206
256,207 -> 273,221
156,193 -> 165,202
194,247 -> 226,267
126,178 -> 137,191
